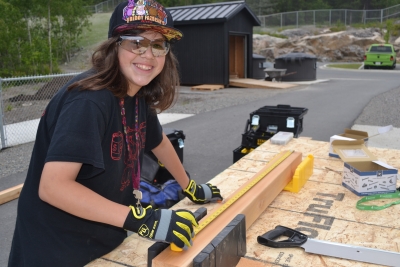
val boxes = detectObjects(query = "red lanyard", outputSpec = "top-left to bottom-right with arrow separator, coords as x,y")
119,96 -> 141,190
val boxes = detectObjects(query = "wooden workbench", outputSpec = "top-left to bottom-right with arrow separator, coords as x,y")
86,138 -> 400,267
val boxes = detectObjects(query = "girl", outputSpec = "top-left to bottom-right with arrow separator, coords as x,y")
8,1 -> 222,266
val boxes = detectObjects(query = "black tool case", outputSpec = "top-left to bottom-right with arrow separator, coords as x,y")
233,105 -> 308,163
249,104 -> 308,138
163,128 -> 185,163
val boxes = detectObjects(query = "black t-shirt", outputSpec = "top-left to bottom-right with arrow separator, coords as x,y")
8,70 -> 163,266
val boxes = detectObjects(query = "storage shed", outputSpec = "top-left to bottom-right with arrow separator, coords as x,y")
167,1 -> 261,87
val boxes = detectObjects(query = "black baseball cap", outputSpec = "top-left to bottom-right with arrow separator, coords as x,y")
108,0 -> 183,42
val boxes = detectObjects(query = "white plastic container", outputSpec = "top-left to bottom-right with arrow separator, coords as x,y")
270,131 -> 294,145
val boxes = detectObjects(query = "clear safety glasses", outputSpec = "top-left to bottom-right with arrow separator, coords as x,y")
118,36 -> 170,57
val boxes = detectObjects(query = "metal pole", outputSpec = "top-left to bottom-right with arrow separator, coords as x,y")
296,11 -> 298,28
0,78 -> 7,149
313,10 -> 315,25
329,10 -> 331,26
381,9 -> 383,24
364,10 -> 366,25
281,13 -> 282,28
345,9 -> 347,26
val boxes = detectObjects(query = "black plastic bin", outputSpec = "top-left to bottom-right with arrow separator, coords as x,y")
249,105 -> 308,138
274,52 -> 317,81
252,54 -> 267,79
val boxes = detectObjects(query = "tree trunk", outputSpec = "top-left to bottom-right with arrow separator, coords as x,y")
48,2 -> 53,73
26,15 -> 31,46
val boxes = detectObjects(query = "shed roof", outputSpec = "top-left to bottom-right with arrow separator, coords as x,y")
167,1 -> 260,26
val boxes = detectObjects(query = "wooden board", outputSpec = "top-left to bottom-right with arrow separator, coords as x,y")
0,183 -> 23,205
152,151 -> 302,267
229,78 -> 298,89
190,84 -> 224,91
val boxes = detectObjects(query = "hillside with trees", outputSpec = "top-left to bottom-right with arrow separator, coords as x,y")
2,0 -> 400,77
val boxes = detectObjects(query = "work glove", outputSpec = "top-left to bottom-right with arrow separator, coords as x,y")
182,179 -> 223,204
123,205 -> 198,250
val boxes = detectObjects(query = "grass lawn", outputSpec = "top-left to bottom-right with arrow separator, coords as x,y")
327,63 -> 363,69
78,12 -> 111,48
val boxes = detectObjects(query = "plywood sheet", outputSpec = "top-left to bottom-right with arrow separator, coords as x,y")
246,209 -> 400,267
229,78 -> 297,89
243,141 -> 400,267
258,138 -> 332,159
86,235 -> 154,266
236,257 -> 268,267
86,139 -> 400,267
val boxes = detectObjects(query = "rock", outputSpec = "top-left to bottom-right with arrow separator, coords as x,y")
279,28 -> 313,38
253,28 -> 387,62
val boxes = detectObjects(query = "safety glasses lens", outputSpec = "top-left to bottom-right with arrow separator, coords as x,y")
119,36 -> 169,57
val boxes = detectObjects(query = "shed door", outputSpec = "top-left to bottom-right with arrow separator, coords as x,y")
229,35 -> 246,79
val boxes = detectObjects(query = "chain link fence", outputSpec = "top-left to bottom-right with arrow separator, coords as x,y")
258,4 -> 400,29
0,73 -> 81,149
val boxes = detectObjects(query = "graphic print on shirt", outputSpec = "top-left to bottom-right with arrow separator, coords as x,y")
117,121 -> 146,191
111,132 -> 124,160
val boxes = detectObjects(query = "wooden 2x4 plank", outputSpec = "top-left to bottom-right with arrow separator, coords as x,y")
229,78 -> 297,89
191,84 -> 224,91
152,151 -> 302,267
0,183 -> 23,205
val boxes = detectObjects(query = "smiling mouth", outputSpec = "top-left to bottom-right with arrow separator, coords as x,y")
135,63 -> 153,70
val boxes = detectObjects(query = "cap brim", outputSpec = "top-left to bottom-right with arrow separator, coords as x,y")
113,24 -> 183,42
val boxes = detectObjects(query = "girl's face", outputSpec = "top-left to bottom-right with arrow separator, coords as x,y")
118,31 -> 166,96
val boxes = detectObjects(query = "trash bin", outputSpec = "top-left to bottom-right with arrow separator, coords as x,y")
274,52 -> 317,81
251,54 -> 267,79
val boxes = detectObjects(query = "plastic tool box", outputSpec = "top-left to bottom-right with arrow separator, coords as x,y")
233,145 -> 257,163
145,128 -> 185,163
249,104 -> 308,138
163,128 -> 185,163
241,131 -> 274,148
143,128 -> 186,184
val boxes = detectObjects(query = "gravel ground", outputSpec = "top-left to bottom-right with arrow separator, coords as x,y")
1,83 -> 400,180
354,85 -> 400,128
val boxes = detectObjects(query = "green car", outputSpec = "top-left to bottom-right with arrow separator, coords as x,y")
363,44 -> 398,69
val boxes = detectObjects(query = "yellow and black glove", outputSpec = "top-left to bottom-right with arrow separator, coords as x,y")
183,179 -> 223,204
123,205 -> 198,250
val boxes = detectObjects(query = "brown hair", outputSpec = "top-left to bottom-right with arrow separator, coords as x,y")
67,33 -> 180,112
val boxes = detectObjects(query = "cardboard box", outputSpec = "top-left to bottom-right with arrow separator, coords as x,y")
332,140 -> 398,196
329,129 -> 369,158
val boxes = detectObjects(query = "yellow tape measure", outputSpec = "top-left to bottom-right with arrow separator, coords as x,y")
171,150 -> 294,251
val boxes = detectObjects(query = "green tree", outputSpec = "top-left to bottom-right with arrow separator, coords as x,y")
1,0 -> 91,76
0,0 -> 28,77
246,0 -> 275,16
